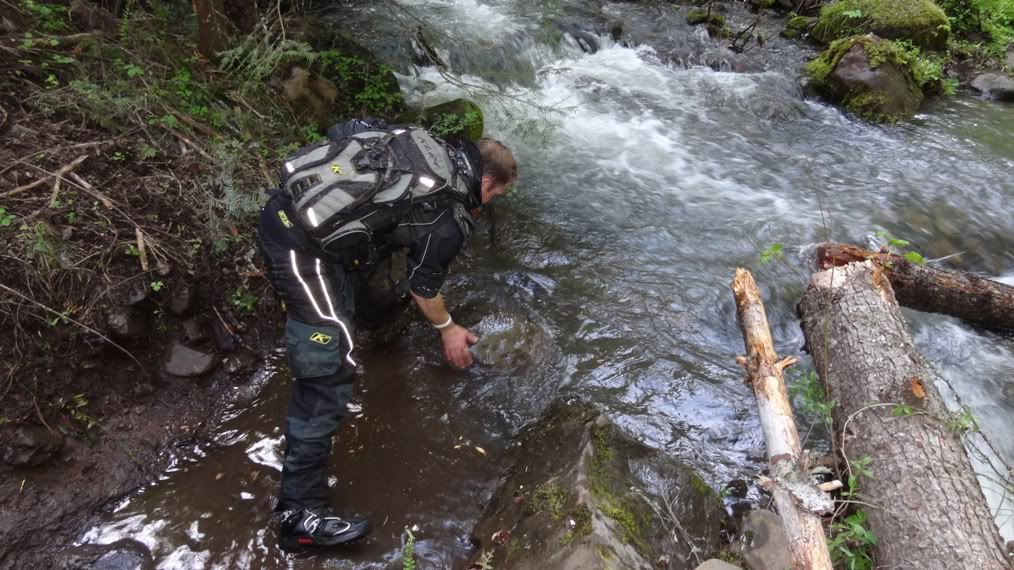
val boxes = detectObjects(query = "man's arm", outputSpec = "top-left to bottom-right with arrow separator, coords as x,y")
410,292 -> 477,369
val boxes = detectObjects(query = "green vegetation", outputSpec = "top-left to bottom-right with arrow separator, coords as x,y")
789,370 -> 834,429
687,9 -> 732,38
402,527 -> 416,570
876,230 -> 927,264
559,504 -> 593,546
528,483 -> 570,520
588,423 -> 651,555
828,509 -> 877,570
937,0 -> 1014,56
810,0 -> 951,50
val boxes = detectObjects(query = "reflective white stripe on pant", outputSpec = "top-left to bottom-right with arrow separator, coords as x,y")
289,250 -> 356,366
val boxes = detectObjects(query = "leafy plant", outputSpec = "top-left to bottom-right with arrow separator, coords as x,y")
230,285 -> 257,314
430,111 -> 482,137
827,509 -> 876,570
124,243 -> 141,256
874,230 -> 926,265
402,527 -> 416,570
758,242 -> 784,265
150,280 -> 164,292
57,393 -> 100,444
892,404 -> 914,417
842,456 -> 874,500
789,370 -> 834,429
945,405 -> 978,434
0,207 -> 16,227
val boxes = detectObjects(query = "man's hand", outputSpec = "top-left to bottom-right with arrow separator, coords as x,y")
440,324 -> 479,369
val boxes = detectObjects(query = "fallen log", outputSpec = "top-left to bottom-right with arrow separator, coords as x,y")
818,242 -> 1014,331
731,269 -> 833,570
798,261 -> 1008,569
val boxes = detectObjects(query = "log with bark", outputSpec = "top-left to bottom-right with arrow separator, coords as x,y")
798,260 -> 1009,569
732,269 -> 833,570
818,242 -> 1014,332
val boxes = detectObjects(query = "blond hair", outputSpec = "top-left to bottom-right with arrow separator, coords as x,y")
479,138 -> 517,186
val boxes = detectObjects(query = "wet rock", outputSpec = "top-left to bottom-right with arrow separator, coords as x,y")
211,319 -> 237,352
2,425 -> 65,467
182,318 -> 208,343
970,73 -> 1014,102
394,98 -> 484,141
732,510 -> 791,570
222,349 -> 257,376
466,401 -> 724,569
57,538 -> 154,570
105,306 -> 147,340
811,0 -> 949,50
723,479 -> 749,499
279,66 -> 339,128
695,560 -> 743,570
806,35 -> 923,123
687,9 -> 730,39
781,16 -> 817,40
168,283 -> 198,316
164,341 -> 217,377
1003,382 -> 1014,407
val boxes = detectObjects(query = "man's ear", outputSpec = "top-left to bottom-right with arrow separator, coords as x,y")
480,175 -> 494,193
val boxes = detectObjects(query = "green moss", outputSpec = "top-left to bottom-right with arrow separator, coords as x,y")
506,539 -> 522,559
687,9 -> 726,26
784,15 -> 817,39
528,483 -> 571,520
718,548 -> 745,565
588,423 -> 651,556
805,36 -> 922,123
595,543 -> 614,561
560,504 -> 593,546
394,98 -> 484,141
810,0 -> 951,50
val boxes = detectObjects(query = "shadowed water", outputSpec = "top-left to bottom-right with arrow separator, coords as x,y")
78,0 -> 1014,566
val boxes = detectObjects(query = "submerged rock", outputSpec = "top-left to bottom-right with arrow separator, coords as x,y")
465,401 -> 724,569
810,0 -> 950,50
2,425 -> 65,467
970,73 -> 1014,102
164,341 -> 217,377
731,510 -> 791,570
57,538 -> 154,570
805,35 -> 923,123
687,9 -> 730,39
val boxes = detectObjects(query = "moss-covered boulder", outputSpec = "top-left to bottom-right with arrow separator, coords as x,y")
394,98 -> 485,141
806,34 -> 924,122
810,0 -> 950,51
782,16 -> 818,39
687,9 -> 732,39
465,401 -> 724,569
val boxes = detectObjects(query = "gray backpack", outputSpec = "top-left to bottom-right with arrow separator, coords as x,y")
280,126 -> 473,261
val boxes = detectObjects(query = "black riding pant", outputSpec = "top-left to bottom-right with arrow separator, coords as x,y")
257,191 -> 358,511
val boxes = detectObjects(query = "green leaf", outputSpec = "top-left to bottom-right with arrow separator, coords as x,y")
892,405 -> 913,417
126,64 -> 145,78
902,251 -> 926,265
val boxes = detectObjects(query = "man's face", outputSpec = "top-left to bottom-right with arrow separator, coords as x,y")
480,175 -> 511,205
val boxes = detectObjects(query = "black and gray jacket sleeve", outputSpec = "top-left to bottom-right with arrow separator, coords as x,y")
394,208 -> 467,299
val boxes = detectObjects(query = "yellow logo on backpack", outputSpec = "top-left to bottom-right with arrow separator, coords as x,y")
309,332 -> 333,345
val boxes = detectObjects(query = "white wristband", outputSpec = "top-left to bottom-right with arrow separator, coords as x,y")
433,315 -> 453,330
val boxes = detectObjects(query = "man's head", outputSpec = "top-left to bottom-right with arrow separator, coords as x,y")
478,138 -> 517,205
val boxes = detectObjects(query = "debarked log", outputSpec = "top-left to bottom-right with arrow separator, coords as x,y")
731,269 -> 833,570
818,242 -> 1014,331
798,261 -> 1008,569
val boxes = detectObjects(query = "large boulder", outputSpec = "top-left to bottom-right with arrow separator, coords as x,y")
394,98 -> 485,141
465,402 -> 724,569
810,0 -> 950,51
970,73 -> 1014,102
805,35 -> 924,123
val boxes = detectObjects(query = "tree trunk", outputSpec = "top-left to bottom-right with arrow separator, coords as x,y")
732,269 -> 834,570
818,242 -> 1014,332
798,261 -> 1008,569
192,0 -> 228,58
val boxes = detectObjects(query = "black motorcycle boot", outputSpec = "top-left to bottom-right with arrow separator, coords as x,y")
278,506 -> 372,550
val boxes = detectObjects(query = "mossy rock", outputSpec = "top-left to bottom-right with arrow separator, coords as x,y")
810,0 -> 950,51
394,98 -> 485,141
688,9 -> 726,27
782,16 -> 818,39
806,34 -> 924,122
466,401 -> 724,569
